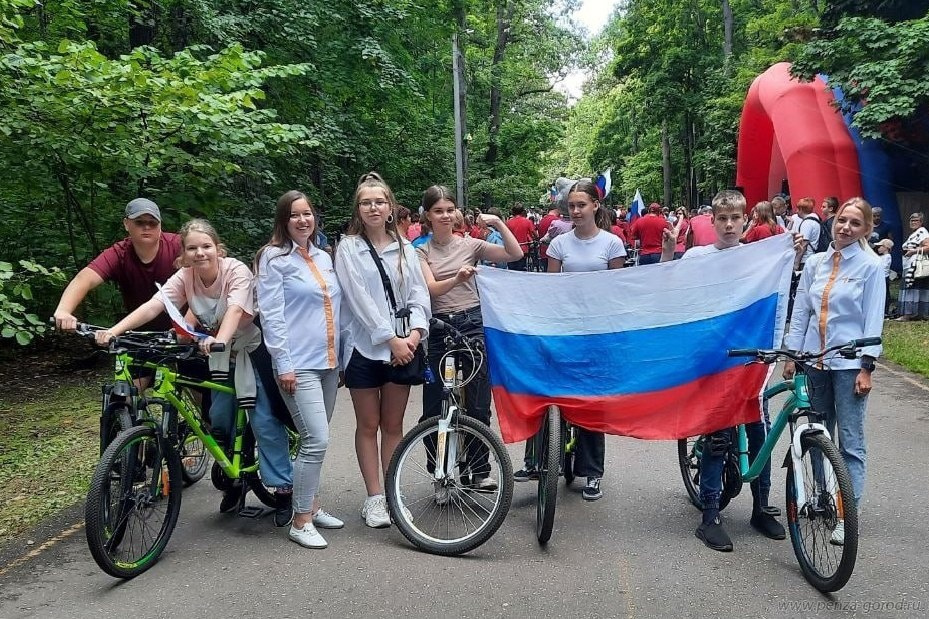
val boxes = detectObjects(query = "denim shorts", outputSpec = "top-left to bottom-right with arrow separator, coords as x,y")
343,349 -> 392,389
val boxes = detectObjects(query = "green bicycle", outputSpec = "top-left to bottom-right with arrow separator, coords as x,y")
69,324 -> 211,486
80,326 -> 296,579
677,337 -> 880,592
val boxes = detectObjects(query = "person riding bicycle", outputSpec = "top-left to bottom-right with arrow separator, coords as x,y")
661,190 -> 795,551
417,185 -> 522,496
783,197 -> 884,546
54,198 -> 181,332
96,219 -> 294,521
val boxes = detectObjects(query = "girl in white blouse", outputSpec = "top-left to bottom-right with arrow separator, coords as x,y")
256,192 -> 345,549
335,172 -> 431,529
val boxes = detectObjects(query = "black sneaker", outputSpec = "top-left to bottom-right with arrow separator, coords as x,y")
514,468 -> 539,482
582,477 -> 603,501
696,516 -> 733,552
273,492 -> 294,528
219,483 -> 243,513
750,510 -> 786,540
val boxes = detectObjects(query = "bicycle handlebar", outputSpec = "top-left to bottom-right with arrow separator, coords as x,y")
727,337 -> 882,363
54,320 -> 225,354
429,317 -> 482,348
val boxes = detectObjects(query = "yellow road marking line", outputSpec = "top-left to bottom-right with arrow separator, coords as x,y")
0,521 -> 83,579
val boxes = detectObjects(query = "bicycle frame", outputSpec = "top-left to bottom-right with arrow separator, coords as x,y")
135,359 -> 259,481
433,352 -> 462,479
735,372 -> 834,510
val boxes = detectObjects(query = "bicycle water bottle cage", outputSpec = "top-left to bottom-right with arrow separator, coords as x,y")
708,431 -> 731,457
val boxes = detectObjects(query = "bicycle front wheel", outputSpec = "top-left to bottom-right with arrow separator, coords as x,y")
677,436 -> 703,509
786,432 -> 858,592
85,425 -> 182,579
536,406 -> 561,544
386,414 -> 513,556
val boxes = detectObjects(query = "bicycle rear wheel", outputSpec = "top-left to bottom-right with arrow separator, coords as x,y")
677,435 -> 738,511
177,388 -> 211,486
386,414 -> 513,556
536,406 -> 560,544
786,432 -> 858,592
85,425 -> 182,579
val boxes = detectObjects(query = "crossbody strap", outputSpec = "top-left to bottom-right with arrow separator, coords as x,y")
361,235 -> 399,312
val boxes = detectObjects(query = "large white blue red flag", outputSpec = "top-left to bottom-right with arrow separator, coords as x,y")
476,234 -> 795,443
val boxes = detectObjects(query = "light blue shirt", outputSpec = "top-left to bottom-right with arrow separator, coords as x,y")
785,241 -> 884,369
256,242 -> 344,374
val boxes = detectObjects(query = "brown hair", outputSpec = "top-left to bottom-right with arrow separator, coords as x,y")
422,185 -> 456,212
254,190 -> 315,274
711,189 -> 746,216
175,218 -> 227,269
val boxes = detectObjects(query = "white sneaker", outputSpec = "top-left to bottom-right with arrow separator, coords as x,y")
830,519 -> 845,546
312,508 -> 344,529
289,522 -> 327,549
361,495 -> 391,528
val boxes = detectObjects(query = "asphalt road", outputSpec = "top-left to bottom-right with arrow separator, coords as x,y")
1,361 -> 928,618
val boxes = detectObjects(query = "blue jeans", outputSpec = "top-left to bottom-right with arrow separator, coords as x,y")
637,252 -> 661,265
806,367 -> 868,505
699,406 -> 772,511
211,369 -> 293,489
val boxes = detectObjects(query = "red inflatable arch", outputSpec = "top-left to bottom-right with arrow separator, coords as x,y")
736,62 -> 862,212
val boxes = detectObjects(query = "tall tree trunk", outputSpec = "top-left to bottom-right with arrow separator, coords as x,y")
452,0 -> 469,209
483,0 -> 517,209
722,0 -> 733,60
662,121 -> 672,207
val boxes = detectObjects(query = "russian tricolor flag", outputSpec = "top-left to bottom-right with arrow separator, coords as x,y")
629,189 -> 645,222
476,234 -> 795,443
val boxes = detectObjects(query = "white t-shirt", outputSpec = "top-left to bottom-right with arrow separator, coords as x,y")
547,229 -> 626,272
796,213 -> 821,265
681,244 -> 724,260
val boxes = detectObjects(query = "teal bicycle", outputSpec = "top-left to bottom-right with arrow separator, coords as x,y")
79,326 -> 296,578
677,337 -> 879,592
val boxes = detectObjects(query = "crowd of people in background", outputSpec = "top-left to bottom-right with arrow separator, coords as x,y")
52,174 -> 910,553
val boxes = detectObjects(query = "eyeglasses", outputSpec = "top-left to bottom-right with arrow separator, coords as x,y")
359,199 -> 389,209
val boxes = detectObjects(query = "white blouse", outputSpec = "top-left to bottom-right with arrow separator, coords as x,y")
785,241 -> 884,370
256,242 -> 344,374
335,234 -> 430,363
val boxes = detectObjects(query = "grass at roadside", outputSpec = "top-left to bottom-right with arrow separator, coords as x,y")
881,319 -> 929,379
0,383 -> 100,543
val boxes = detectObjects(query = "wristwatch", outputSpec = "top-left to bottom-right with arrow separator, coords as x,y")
860,358 -> 876,373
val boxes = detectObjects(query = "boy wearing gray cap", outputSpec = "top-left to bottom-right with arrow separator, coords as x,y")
54,198 -> 181,331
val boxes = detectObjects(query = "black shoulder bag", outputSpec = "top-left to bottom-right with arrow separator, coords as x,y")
362,236 -> 428,385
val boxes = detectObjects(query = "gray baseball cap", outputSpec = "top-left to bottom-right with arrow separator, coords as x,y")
125,198 -> 161,221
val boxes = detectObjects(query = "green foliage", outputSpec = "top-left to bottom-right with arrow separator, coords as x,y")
0,260 -> 67,346
793,15 -> 929,138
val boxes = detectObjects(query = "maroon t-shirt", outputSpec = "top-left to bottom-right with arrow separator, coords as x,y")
88,233 -> 182,330
631,215 -> 669,255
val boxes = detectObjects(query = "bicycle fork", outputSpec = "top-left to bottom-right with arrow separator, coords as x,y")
789,422 -> 836,512
434,357 -> 460,481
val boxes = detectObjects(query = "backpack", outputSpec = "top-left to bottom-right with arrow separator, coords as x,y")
801,215 -> 831,253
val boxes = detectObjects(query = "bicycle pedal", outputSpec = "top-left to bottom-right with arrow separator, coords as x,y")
237,505 -> 270,519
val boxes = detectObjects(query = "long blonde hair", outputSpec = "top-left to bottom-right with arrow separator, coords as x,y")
835,197 -> 875,252
346,172 -> 407,287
